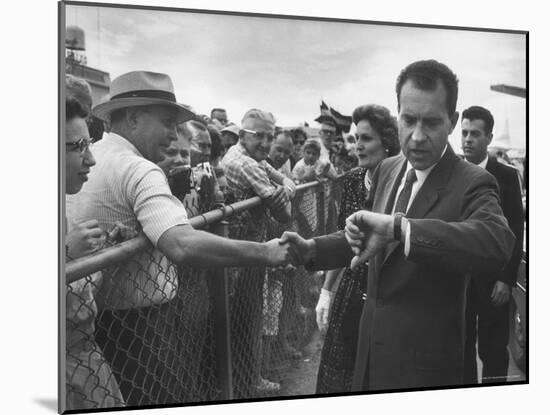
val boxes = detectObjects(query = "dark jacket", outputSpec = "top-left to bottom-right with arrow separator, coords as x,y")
308,147 -> 515,391
484,156 -> 524,286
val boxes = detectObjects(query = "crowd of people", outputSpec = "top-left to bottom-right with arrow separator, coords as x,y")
64,58 -> 525,410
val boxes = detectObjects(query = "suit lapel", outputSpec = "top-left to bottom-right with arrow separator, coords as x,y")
406,146 -> 457,219
485,156 -> 498,177
382,146 -> 458,263
382,157 -> 408,214
378,157 -> 407,264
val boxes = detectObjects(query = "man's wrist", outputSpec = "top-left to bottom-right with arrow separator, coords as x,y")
306,238 -> 317,264
393,213 -> 405,241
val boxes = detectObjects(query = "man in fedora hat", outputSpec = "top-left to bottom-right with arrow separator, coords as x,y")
70,70 -> 294,268
66,71 -> 295,404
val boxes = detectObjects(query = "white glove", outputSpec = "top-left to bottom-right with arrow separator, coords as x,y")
315,288 -> 334,334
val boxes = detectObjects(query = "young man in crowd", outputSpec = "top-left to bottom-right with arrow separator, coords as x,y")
221,109 -> 297,394
210,107 -> 229,129
266,130 -> 294,179
461,105 -> 524,384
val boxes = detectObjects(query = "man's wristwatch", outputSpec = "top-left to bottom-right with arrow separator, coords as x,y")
393,212 -> 405,241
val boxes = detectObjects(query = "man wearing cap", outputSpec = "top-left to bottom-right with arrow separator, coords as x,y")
220,109 -> 297,394
220,122 -> 240,157
280,60 -> 515,391
66,71 -> 295,404
221,109 -> 296,223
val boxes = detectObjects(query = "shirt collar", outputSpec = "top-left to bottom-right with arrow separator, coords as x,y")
107,132 -> 143,157
477,155 -> 489,170
405,144 -> 447,185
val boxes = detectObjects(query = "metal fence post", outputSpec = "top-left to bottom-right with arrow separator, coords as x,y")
317,182 -> 326,236
208,220 -> 234,400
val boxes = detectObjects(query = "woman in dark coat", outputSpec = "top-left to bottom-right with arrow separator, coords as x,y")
316,104 -> 400,394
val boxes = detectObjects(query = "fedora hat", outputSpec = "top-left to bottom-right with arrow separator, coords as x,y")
92,71 -> 195,123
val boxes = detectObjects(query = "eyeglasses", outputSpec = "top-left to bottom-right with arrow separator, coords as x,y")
242,128 -> 274,141
66,137 -> 93,153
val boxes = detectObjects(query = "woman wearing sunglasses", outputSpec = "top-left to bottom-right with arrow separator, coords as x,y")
65,91 -> 133,410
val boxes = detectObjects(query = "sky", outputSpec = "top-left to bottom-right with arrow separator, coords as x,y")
65,4 -> 527,150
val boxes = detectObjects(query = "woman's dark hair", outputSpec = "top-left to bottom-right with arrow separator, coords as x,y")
289,128 -> 308,143
87,116 -> 105,142
352,104 -> 400,157
206,125 -> 223,161
66,96 -> 88,121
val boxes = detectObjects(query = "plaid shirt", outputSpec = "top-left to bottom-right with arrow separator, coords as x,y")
221,142 -> 286,201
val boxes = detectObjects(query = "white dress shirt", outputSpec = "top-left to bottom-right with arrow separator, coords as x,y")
478,155 -> 489,170
394,145 -> 448,256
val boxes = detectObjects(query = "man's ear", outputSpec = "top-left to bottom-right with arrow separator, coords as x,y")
487,132 -> 493,144
125,108 -> 140,129
449,111 -> 459,134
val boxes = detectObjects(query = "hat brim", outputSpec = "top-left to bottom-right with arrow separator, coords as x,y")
92,97 -> 195,123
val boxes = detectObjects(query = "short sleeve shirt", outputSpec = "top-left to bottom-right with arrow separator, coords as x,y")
66,133 -> 189,308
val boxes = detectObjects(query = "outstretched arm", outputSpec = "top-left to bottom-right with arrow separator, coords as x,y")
157,224 -> 296,269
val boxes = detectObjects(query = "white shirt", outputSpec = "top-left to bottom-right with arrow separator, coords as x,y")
396,145 -> 448,256
66,132 -> 189,309
478,155 -> 489,170
310,137 -> 331,162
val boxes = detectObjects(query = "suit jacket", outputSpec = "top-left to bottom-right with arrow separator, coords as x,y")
309,146 -> 515,391
481,156 -> 524,287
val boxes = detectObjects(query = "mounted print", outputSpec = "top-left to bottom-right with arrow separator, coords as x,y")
60,1 -> 527,413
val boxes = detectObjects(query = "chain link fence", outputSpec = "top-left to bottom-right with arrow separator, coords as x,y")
63,177 -> 345,411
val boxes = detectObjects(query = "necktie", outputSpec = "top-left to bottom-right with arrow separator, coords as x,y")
394,169 -> 417,214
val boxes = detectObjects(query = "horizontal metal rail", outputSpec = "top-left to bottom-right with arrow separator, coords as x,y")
65,178 -> 336,284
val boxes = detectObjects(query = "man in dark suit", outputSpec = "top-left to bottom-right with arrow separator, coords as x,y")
461,106 -> 525,384
281,60 -> 515,391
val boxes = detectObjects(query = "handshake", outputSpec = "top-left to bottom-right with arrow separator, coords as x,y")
267,210 -> 396,269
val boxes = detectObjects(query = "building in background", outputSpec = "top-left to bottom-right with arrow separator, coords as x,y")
65,26 -> 110,106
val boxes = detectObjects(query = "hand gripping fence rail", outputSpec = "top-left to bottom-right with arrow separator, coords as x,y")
63,176 -> 345,411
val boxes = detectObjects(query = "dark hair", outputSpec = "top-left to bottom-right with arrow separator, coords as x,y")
396,59 -> 459,116
289,128 -> 308,143
206,125 -> 223,161
352,104 -> 400,157
461,105 -> 494,135
210,108 -> 226,117
66,96 -> 88,121
87,116 -> 105,142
